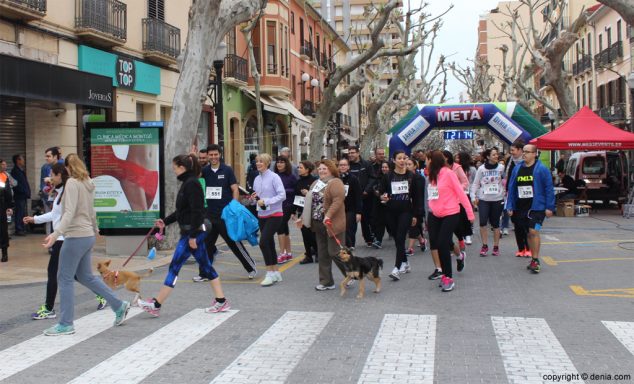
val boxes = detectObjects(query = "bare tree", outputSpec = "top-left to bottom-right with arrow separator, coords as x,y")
596,0 -> 634,26
163,0 -> 263,243
450,57 -> 494,103
307,0 -> 423,161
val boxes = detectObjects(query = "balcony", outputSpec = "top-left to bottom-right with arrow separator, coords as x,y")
572,55 -> 592,76
594,41 -> 624,69
75,0 -> 126,47
267,63 -> 277,75
300,40 -> 313,61
598,103 -> 627,122
224,54 -> 248,85
302,100 -> 315,116
142,18 -> 180,65
0,0 -> 46,20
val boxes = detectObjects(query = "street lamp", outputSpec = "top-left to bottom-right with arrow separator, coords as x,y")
548,110 -> 556,171
211,41 -> 227,158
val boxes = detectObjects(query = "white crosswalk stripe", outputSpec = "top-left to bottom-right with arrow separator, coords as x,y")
209,311 -> 333,384
357,314 -> 436,384
0,307 -> 143,381
492,316 -> 583,384
68,309 -> 238,384
602,321 -> 634,356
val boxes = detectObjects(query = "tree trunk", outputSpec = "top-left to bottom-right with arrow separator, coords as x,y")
360,104 -> 381,158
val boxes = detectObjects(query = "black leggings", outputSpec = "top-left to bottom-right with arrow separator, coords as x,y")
300,225 -> 318,258
385,209 -> 413,268
259,216 -> 282,266
345,211 -> 357,248
276,208 -> 293,235
511,213 -> 529,251
428,213 -> 460,278
45,240 -> 64,311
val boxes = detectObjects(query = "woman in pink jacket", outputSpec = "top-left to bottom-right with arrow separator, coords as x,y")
427,151 -> 474,292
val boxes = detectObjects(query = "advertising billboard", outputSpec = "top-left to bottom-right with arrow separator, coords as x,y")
85,121 -> 164,235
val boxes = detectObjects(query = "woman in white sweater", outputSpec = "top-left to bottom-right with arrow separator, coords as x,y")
470,148 -> 506,257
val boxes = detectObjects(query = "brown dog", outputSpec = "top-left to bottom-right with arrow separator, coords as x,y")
338,247 -> 383,299
96,259 -> 153,305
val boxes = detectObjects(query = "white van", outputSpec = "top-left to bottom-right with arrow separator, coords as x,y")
565,151 -> 629,205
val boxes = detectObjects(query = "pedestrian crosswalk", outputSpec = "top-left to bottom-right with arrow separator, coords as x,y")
0,310 -> 632,383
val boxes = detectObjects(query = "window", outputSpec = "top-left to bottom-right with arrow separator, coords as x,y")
581,38 -> 585,54
606,27 -> 612,46
588,80 -> 593,108
576,86 -> 580,109
582,83 -> 586,106
582,157 -> 605,175
587,33 -> 592,55
148,0 -> 164,20
291,75 -> 296,100
316,33 -> 320,64
226,28 -> 236,56
290,11 -> 294,34
599,33 -> 603,51
253,22 -> 261,73
617,20 -> 622,42
267,21 -> 277,74
299,18 -> 304,45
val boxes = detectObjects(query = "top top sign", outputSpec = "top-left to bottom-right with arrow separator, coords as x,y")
116,56 -> 135,89
436,107 -> 484,126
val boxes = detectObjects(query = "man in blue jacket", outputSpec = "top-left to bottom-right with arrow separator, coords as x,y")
10,154 -> 30,236
505,144 -> 555,273
193,144 -> 257,282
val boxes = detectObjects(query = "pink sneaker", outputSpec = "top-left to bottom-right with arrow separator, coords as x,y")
205,299 -> 231,313
277,253 -> 287,264
284,253 -> 293,262
492,246 -> 500,256
137,298 -> 160,317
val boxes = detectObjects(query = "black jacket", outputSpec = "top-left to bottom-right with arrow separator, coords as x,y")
164,171 -> 205,238
349,158 -> 374,194
340,173 -> 362,214
0,182 -> 13,248
246,161 -> 259,193
377,170 -> 423,216
10,166 -> 30,199
292,174 -> 317,215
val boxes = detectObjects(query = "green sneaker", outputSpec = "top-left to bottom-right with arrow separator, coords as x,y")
527,258 -> 541,273
43,324 -> 75,336
32,305 -> 56,320
114,301 -> 131,326
96,295 -> 107,310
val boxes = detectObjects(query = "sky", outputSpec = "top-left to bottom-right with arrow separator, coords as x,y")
409,0 -> 503,102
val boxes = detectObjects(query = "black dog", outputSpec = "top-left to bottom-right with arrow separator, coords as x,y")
338,247 -> 383,299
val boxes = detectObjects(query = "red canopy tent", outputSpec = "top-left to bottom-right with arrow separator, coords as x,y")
530,106 -> 634,150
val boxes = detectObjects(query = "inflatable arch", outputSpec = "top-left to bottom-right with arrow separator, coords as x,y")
388,102 -> 548,154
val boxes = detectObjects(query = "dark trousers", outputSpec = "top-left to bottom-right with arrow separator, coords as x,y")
259,216 -> 282,266
360,195 -> 374,243
45,240 -> 64,311
345,210 -> 358,248
14,198 -> 26,233
385,209 -> 412,268
300,226 -> 317,259
428,213 -> 460,278
312,220 -> 346,286
372,200 -> 387,243
511,212 -> 530,251
0,214 -> 9,249
202,216 -> 256,275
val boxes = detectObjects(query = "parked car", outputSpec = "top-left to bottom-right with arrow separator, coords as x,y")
565,151 -> 629,205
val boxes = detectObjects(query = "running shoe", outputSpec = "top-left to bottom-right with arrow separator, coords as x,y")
419,239 -> 427,252
284,253 -> 293,263
274,271 -> 283,282
114,301 -> 131,326
399,262 -> 411,274
205,299 -> 231,313
492,246 -> 500,256
138,298 -> 161,317
315,284 -> 335,291
389,267 -> 400,281
299,256 -> 314,264
260,273 -> 276,287
43,324 -> 75,336
515,249 -> 524,257
502,228 -> 509,236
96,295 -> 107,310
524,248 -> 532,258
276,253 -> 287,264
465,236 -> 473,245
192,276 -> 210,282
441,276 -> 455,292
480,245 -> 489,257
248,270 -> 258,279
371,241 -> 382,249
428,269 -> 443,280
527,258 -> 541,273
405,248 -> 414,257
456,251 -> 466,272
32,305 -> 56,320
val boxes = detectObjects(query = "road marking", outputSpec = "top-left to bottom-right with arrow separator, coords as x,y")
0,308 -> 143,381
68,309 -> 237,384
210,311 -> 333,383
492,317 -> 582,384
543,239 -> 633,245
603,321 -> 634,356
570,285 -> 634,298
544,235 -> 560,241
358,314 -> 436,384
543,256 -> 634,266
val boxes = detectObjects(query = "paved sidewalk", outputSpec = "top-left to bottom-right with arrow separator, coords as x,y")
0,234 -> 172,286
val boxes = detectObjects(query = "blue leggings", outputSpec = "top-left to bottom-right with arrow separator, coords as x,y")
164,233 -> 218,287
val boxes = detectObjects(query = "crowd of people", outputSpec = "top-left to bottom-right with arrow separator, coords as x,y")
0,139 -> 555,335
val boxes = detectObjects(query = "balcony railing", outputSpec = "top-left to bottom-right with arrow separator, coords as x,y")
142,18 -> 180,61
75,0 -> 127,43
594,41 -> 624,68
300,40 -> 313,60
0,0 -> 46,20
224,54 -> 248,83
267,63 -> 277,75
598,103 -> 627,122
302,100 -> 315,116
572,55 -> 592,76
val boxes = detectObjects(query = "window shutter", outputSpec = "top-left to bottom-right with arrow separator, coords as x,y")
148,0 -> 164,20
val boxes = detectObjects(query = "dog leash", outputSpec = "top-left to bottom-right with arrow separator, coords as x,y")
324,219 -> 344,250
121,225 -> 163,268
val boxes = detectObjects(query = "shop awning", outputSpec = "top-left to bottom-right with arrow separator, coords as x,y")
241,88 -> 288,115
270,96 -> 311,124
340,131 -> 357,143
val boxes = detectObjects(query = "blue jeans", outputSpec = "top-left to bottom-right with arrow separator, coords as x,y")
501,209 -> 510,230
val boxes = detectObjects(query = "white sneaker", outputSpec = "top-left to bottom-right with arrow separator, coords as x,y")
399,262 -> 411,274
315,284 -> 335,291
465,236 -> 473,245
248,270 -> 257,279
389,267 -> 400,281
502,228 -> 509,236
274,271 -> 283,282
260,273 -> 276,287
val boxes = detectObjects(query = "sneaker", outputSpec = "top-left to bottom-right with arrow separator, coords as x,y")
428,269 -> 443,280
299,256 -> 314,264
260,273 -> 276,287
527,258 -> 541,273
399,262 -> 411,274
192,276 -> 210,282
248,270 -> 258,279
524,248 -> 532,258
43,323 -> 75,336
274,271 -> 283,282
515,249 -> 524,257
96,296 -> 107,310
32,305 -> 56,320
419,239 -> 427,252
315,284 -> 336,291
480,245 -> 489,257
284,253 -> 293,263
502,228 -> 509,236
138,298 -> 161,317
441,276 -> 455,292
492,246 -> 500,257
365,241 -> 373,248
456,251 -> 466,272
371,241 -> 382,249
205,299 -> 231,313
389,267 -> 400,281
465,236 -> 473,245
405,248 -> 414,257
114,301 -> 131,326
277,253 -> 286,264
